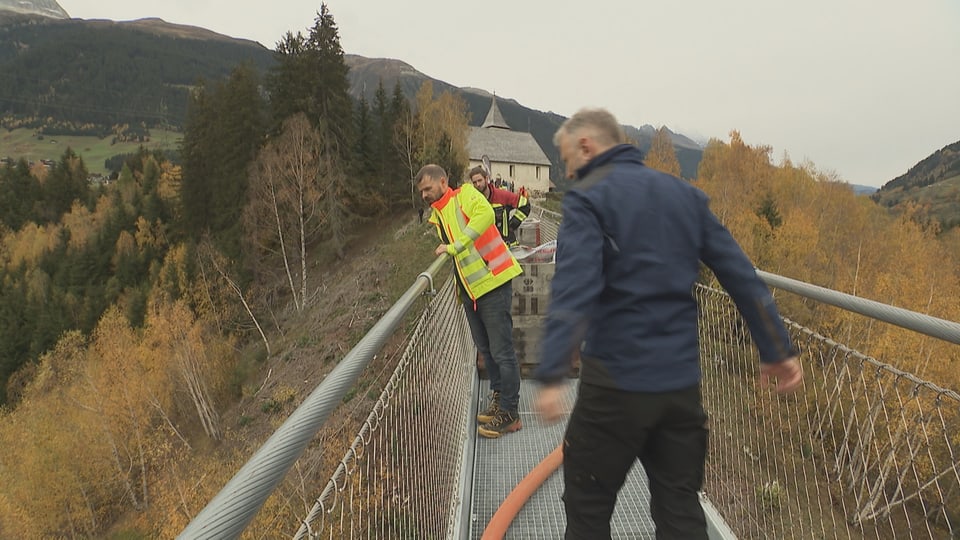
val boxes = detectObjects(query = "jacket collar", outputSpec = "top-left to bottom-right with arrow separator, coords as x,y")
431,186 -> 457,210
576,144 -> 644,180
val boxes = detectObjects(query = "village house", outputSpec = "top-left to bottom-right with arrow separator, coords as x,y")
466,96 -> 551,195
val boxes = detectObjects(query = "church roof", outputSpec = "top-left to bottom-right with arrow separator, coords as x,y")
468,94 -> 551,166
468,127 -> 552,166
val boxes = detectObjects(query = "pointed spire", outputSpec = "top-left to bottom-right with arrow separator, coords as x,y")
481,94 -> 511,130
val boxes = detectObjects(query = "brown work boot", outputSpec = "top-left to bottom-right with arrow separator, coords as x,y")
478,409 -> 522,439
477,391 -> 501,424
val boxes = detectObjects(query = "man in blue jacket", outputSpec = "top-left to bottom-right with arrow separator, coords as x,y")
534,108 -> 803,539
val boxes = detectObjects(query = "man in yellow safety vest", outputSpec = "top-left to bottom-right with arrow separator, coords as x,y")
416,164 -> 524,438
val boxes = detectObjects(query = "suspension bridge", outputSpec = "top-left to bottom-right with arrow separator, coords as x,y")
179,207 -> 960,539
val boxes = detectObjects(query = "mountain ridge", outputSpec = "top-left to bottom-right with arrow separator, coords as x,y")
5,11 -> 952,204
871,140 -> 960,230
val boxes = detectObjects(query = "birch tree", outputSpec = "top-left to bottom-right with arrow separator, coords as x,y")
245,113 -> 324,311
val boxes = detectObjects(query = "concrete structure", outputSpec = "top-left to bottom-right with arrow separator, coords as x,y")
466,96 -> 551,194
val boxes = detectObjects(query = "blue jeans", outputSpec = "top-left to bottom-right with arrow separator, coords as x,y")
460,281 -> 520,414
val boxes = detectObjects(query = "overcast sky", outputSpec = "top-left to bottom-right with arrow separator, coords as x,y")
60,0 -> 959,188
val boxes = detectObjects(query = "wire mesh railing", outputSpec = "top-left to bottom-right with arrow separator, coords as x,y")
294,277 -> 476,539
697,284 -> 960,539
528,205 -> 560,244
178,257 -> 452,539
183,205 -> 960,538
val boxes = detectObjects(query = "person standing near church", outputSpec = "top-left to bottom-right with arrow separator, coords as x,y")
416,164 -> 524,438
469,165 -> 531,247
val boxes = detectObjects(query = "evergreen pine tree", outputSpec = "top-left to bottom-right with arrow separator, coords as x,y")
179,64 -> 266,260
179,83 -> 216,234
372,79 -> 391,182
353,95 -> 377,183
0,159 -> 40,230
266,31 -> 311,132
39,149 -> 90,224
306,4 -> 354,161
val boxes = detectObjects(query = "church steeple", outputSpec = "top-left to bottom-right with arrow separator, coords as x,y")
481,94 -> 511,130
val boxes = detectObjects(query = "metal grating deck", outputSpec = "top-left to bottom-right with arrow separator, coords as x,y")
469,379 -> 657,539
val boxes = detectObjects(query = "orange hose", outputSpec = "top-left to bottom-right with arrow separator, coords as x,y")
481,442 -> 564,540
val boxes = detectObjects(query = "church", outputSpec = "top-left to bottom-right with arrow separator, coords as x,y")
466,96 -> 552,195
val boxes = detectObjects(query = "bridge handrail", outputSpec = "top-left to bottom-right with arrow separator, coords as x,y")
533,205 -> 960,345
177,256 -> 449,539
757,270 -> 960,345
531,206 -> 960,345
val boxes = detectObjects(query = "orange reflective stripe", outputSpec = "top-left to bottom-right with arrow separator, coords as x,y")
475,227 -> 502,255
487,249 -> 513,275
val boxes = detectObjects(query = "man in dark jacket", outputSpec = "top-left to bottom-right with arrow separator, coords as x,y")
534,108 -> 802,539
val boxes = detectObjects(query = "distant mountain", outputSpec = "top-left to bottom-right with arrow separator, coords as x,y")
852,184 -> 878,196
0,13 -> 702,183
0,14 -> 274,133
871,140 -> 960,231
344,55 -> 703,182
0,0 -> 68,19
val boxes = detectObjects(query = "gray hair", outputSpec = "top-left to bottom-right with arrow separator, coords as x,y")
415,164 -> 447,184
553,108 -> 625,147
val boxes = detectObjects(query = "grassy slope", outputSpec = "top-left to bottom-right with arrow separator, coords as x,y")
0,128 -> 182,174
873,173 -> 960,228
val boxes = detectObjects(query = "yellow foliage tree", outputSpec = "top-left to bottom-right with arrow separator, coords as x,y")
695,131 -> 960,391
1,222 -> 62,269
143,299 -> 230,441
697,131 -> 774,225
644,126 -> 682,177
414,80 -> 471,183
0,332 -> 111,538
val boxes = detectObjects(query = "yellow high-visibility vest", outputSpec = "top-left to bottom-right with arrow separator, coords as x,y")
428,184 -> 522,301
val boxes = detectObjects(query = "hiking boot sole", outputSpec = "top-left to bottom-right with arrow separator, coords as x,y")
478,419 -> 522,439
477,412 -> 497,424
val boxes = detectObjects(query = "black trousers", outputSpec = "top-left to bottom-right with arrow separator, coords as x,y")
562,382 -> 709,540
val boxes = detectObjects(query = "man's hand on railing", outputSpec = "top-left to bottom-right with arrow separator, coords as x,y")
759,356 -> 803,394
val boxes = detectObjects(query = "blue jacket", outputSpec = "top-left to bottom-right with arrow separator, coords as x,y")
535,144 -> 797,391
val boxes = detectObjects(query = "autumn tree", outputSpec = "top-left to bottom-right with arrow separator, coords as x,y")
394,88 -> 421,208
143,299 -> 230,442
413,81 -> 471,185
245,113 -> 324,311
0,332 -> 106,538
645,126 -> 682,177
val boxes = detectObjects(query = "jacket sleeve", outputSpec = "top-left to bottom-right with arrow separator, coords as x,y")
534,190 -> 605,384
698,195 -> 797,364
507,191 -> 531,233
446,185 -> 496,255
